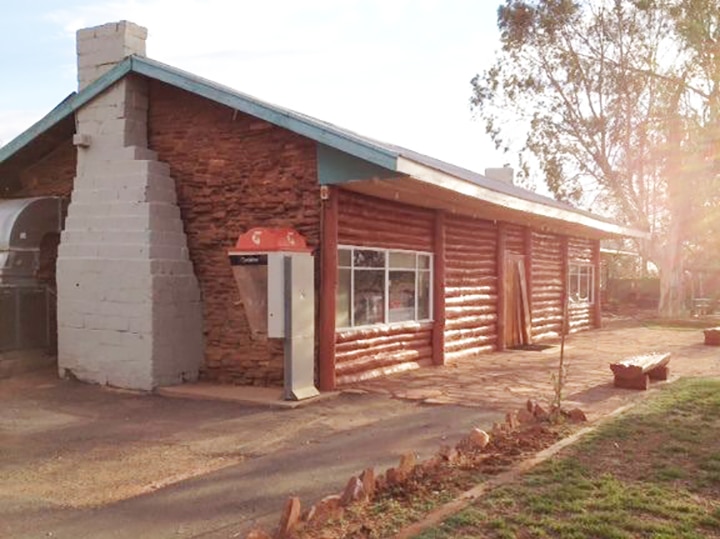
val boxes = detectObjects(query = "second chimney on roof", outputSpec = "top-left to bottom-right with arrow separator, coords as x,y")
484,166 -> 514,185
76,20 -> 147,90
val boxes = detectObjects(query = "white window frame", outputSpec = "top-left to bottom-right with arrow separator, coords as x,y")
337,245 -> 433,329
568,262 -> 594,304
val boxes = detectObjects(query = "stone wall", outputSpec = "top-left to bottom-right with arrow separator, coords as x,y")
9,141 -> 76,198
147,81 -> 320,386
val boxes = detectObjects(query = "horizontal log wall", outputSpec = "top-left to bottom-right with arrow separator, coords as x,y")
444,214 -> 498,361
335,190 -> 600,382
568,236 -> 594,334
335,190 -> 434,384
337,190 -> 433,251
531,232 -> 563,341
335,323 -> 433,384
568,237 -> 593,263
506,224 -> 526,255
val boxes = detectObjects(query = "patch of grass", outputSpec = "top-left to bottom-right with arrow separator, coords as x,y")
652,464 -> 687,481
416,378 -> 720,539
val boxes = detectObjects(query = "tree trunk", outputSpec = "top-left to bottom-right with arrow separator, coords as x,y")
657,220 -> 684,317
658,80 -> 688,319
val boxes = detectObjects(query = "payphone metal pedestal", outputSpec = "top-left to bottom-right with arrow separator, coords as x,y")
283,254 -> 318,401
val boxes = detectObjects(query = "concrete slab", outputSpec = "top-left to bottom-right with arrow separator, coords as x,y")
0,368 -> 492,539
0,349 -> 56,379
2,321 -> 719,539
156,381 -> 339,409
350,321 -> 720,420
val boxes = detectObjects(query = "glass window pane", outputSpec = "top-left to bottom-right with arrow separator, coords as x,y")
569,265 -> 580,301
336,268 -> 351,327
354,249 -> 385,268
354,270 -> 385,325
418,254 -> 431,269
568,264 -> 592,302
338,249 -> 351,267
578,266 -> 591,301
389,270 -> 416,322
418,270 -> 431,319
389,251 -> 416,269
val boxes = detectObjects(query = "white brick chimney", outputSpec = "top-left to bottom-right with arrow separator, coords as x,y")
77,21 -> 147,90
57,21 -> 204,390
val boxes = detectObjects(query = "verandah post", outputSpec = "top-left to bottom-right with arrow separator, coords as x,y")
318,186 -> 338,391
432,210 -> 446,365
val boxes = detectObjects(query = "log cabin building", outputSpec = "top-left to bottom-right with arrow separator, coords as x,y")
0,22 -> 643,392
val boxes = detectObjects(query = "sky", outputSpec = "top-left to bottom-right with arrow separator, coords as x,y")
0,0 -> 510,175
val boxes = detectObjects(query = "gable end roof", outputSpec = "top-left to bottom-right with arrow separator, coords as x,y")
0,55 -> 646,239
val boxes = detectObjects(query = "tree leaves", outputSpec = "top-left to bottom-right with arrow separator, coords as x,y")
471,0 -> 720,315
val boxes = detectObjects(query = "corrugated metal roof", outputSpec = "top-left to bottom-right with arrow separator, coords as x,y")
387,145 -> 626,228
0,55 -> 645,237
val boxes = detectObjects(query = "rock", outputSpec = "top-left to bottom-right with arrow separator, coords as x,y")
387,452 -> 417,485
301,505 -> 316,523
491,422 -> 505,435
359,467 -> 375,500
374,473 -> 387,492
306,495 -> 342,525
422,455 -> 443,472
277,497 -> 301,538
533,403 -> 549,420
386,467 -> 402,486
526,398 -> 535,413
438,444 -> 458,462
245,529 -> 272,539
517,408 -> 535,424
567,408 -> 588,422
467,428 -> 490,449
398,452 -> 417,474
505,411 -> 519,430
340,476 -> 365,506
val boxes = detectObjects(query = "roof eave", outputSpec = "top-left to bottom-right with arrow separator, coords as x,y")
0,58 -> 134,165
130,56 -> 398,171
0,55 -> 647,241
396,156 -> 647,239
0,55 -> 398,173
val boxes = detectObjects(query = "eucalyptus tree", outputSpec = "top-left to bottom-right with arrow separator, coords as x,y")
472,0 -> 720,316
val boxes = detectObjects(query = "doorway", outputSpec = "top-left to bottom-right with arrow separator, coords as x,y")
504,255 -> 531,348
37,232 -> 61,355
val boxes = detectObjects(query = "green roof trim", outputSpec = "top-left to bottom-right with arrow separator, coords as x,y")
0,53 -> 645,238
0,59 -> 133,164
0,55 -> 398,172
317,144 -> 397,185
130,57 -> 398,171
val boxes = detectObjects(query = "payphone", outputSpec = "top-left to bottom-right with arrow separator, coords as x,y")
228,228 -> 318,400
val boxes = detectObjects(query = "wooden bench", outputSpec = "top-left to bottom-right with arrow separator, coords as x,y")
704,327 -> 720,346
694,297 -> 712,316
610,352 -> 671,390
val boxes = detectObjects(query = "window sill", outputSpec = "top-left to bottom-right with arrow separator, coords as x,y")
336,319 -> 434,337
